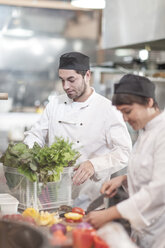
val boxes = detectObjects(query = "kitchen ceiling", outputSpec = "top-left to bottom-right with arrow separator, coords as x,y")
0,4 -> 100,71
0,0 -> 100,39
0,3 -> 100,106
0,0 -> 90,10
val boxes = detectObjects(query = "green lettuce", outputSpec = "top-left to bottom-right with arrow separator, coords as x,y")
0,137 -> 80,184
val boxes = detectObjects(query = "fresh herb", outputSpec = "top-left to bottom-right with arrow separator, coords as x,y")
0,137 -> 80,184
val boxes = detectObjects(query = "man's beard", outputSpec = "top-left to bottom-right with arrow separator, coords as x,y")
68,80 -> 87,101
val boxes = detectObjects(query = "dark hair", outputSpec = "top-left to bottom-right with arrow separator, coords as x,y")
76,70 -> 88,78
112,93 -> 159,109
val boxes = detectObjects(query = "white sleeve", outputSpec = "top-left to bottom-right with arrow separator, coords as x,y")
117,131 -> 165,230
90,107 -> 132,179
24,103 -> 50,148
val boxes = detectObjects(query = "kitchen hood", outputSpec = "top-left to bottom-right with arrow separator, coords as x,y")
102,0 -> 165,51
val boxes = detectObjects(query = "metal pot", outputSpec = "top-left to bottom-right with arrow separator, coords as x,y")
0,219 -> 52,248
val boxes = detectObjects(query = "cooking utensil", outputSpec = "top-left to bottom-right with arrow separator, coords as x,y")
86,188 -> 128,214
86,193 -> 106,213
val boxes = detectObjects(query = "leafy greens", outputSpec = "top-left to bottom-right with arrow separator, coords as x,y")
0,137 -> 80,184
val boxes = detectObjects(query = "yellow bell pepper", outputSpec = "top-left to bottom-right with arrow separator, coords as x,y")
22,208 -> 59,226
22,207 -> 39,221
64,212 -> 83,223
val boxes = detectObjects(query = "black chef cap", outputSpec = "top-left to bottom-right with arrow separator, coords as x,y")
114,74 -> 155,99
59,52 -> 90,71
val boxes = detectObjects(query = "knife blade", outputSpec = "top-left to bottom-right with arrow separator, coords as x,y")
86,193 -> 106,213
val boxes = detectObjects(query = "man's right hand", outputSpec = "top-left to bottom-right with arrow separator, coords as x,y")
101,175 -> 127,198
72,160 -> 94,185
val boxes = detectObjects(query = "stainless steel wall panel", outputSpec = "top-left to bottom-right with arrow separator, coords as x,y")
103,0 -> 165,49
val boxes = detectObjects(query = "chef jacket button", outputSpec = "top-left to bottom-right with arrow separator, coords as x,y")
64,102 -> 67,104
58,121 -> 62,123
77,141 -> 80,143
80,123 -> 83,126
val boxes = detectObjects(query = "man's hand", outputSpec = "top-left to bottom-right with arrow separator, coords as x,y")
72,160 -> 95,185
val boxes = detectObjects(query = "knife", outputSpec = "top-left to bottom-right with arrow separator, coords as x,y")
86,193 -> 106,213
86,188 -> 128,214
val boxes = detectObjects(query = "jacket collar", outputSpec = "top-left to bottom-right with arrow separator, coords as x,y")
144,110 -> 165,131
63,88 -> 96,109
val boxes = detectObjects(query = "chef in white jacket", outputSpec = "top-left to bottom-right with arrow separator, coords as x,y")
24,52 -> 132,210
86,74 -> 165,248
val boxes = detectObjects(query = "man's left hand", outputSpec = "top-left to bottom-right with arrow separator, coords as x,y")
72,161 -> 94,185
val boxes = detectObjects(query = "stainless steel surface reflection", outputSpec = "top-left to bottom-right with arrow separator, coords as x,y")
0,220 -> 51,248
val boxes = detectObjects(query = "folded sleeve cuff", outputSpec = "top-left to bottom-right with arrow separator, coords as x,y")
90,155 -> 127,172
116,198 -> 150,230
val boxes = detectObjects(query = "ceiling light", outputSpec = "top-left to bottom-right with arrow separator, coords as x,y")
71,0 -> 105,9
139,49 -> 149,61
1,9 -> 34,39
2,28 -> 34,38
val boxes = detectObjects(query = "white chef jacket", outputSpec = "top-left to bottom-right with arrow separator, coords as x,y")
24,89 -> 132,209
117,111 -> 165,248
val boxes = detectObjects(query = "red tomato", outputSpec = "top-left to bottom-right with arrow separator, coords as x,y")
12,214 -> 24,221
93,235 -> 109,248
2,214 -> 11,220
72,207 -> 85,216
65,218 -> 82,223
2,214 -> 24,221
23,216 -> 36,225
72,228 -> 95,248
